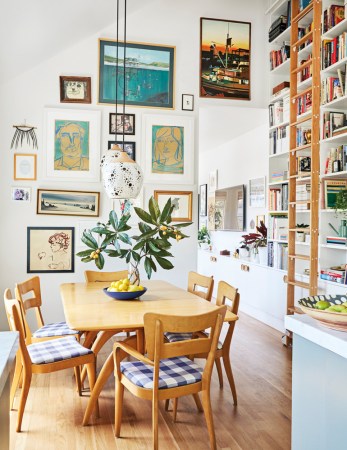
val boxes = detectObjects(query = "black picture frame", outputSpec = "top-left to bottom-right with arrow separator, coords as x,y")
109,113 -> 135,135
200,184 -> 207,216
182,94 -> 194,111
108,140 -> 136,161
27,227 -> 75,273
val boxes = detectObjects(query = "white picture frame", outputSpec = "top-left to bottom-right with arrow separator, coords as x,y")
249,177 -> 266,208
142,114 -> 194,184
43,108 -> 101,182
209,170 -> 218,192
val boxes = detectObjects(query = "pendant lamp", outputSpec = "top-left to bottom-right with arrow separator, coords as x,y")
101,0 -> 143,199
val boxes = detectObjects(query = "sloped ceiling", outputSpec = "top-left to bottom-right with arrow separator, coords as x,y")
0,0 -> 150,84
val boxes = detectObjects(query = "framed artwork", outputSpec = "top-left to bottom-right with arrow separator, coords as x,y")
44,108 -> 101,182
112,189 -> 144,226
143,114 -> 194,184
209,170 -> 218,192
59,76 -> 91,104
200,184 -> 207,216
249,177 -> 266,207
182,94 -> 194,111
109,113 -> 135,135
256,215 -> 265,228
37,189 -> 100,217
108,141 -> 136,161
200,17 -> 251,100
12,187 -> 31,202
99,39 -> 175,109
14,154 -> 37,180
207,196 -> 215,230
27,227 -> 75,273
154,190 -> 192,222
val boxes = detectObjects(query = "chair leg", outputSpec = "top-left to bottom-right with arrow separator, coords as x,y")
74,366 -> 82,396
173,398 -> 178,422
192,393 -> 203,412
114,378 -> 124,437
83,331 -> 98,349
164,399 -> 170,411
10,356 -> 22,410
86,361 -> 99,417
201,389 -> 217,450
215,358 -> 224,389
16,369 -> 32,432
223,354 -> 237,406
152,396 -> 159,450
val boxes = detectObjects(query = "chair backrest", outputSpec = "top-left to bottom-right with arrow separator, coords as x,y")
3,288 -> 25,334
144,306 -> 226,368
84,270 -> 128,282
216,281 -> 239,314
15,276 -> 44,329
187,271 -> 214,301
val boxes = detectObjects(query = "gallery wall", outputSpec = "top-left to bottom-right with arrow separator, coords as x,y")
0,0 -> 268,330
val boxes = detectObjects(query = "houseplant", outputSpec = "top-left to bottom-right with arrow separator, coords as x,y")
241,221 -> 267,265
239,237 -> 250,258
77,196 -> 191,285
198,225 -> 211,249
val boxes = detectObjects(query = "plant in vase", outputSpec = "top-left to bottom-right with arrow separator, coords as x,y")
77,196 -> 191,285
241,221 -> 268,265
238,237 -> 250,258
198,225 -> 211,250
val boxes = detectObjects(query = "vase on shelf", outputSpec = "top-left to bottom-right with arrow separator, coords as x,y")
257,246 -> 268,266
128,262 -> 140,286
239,247 -> 249,258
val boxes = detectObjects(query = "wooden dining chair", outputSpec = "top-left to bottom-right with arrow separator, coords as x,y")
187,271 -> 214,301
15,276 -> 80,343
113,306 -> 227,450
4,293 -> 96,432
84,269 -> 128,283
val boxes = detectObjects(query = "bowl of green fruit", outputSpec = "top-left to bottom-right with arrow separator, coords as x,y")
103,278 -> 147,300
298,295 -> 347,331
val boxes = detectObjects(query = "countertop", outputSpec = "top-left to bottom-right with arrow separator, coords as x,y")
0,331 -> 19,397
285,314 -> 347,359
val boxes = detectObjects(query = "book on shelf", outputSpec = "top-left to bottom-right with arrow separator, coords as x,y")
297,56 -> 312,83
270,170 -> 288,183
269,43 -> 290,71
323,4 -> 345,33
268,215 -> 288,241
269,125 -> 289,155
268,15 -> 288,42
324,145 -> 347,174
272,81 -> 290,96
321,76 -> 343,104
269,185 -> 288,211
298,24 -> 312,50
296,127 -> 312,146
322,179 -> 347,208
296,182 -> 311,210
283,95 -> 290,123
332,125 -> 347,136
268,242 -> 288,270
322,33 -> 347,70
320,269 -> 346,284
326,236 -> 347,245
297,92 -> 312,115
322,111 -> 346,139
299,0 -> 311,11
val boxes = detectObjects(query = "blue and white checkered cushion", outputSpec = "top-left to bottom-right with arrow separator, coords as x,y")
164,332 -> 223,350
120,356 -> 203,389
33,321 -> 79,338
27,337 -> 93,365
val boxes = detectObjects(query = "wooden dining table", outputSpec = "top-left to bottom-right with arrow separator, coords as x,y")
60,280 -> 238,425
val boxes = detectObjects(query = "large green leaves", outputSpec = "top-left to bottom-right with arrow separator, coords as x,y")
81,231 -> 98,249
148,197 -> 160,222
154,256 -> 174,270
134,207 -> 156,225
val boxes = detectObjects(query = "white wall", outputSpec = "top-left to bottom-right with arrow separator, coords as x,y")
0,0 -> 268,330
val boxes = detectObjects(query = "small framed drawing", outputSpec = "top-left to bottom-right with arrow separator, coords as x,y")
59,76 -> 91,104
12,187 -> 31,202
44,108 -> 101,182
200,184 -> 207,216
108,141 -> 136,161
182,94 -> 194,111
27,227 -> 75,273
154,190 -> 192,222
249,177 -> 266,207
209,170 -> 218,192
14,154 -> 37,180
109,113 -> 135,135
143,114 -> 194,184
37,189 -> 100,217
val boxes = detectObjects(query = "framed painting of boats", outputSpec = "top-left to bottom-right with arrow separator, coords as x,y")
99,39 -> 175,109
200,18 -> 251,100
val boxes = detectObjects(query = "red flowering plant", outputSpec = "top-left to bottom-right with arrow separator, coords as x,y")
241,221 -> 267,252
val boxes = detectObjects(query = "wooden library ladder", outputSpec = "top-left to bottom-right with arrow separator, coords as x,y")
285,0 -> 321,345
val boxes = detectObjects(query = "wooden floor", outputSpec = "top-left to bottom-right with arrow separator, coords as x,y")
10,312 -> 292,450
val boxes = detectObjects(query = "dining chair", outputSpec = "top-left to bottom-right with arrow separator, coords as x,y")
84,269 -> 128,282
15,276 -> 80,343
4,293 -> 96,432
187,271 -> 214,301
113,306 -> 227,450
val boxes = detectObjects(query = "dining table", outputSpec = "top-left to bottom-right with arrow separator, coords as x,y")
60,279 -> 238,425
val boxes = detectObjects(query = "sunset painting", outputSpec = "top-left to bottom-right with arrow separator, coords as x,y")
200,18 -> 251,100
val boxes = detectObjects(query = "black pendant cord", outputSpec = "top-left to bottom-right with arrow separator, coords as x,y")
115,0 -> 119,119
122,0 -> 127,149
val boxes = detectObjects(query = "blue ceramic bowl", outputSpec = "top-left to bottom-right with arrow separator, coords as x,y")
103,287 -> 147,300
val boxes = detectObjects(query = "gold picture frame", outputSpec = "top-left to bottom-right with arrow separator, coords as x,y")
14,154 -> 37,180
154,190 -> 192,222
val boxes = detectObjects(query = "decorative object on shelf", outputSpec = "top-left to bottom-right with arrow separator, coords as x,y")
109,113 -> 135,135
182,94 -> 194,111
334,189 -> 347,218
37,189 -> 100,217
100,1 -> 143,199
108,141 -> 136,161
99,38 -> 175,108
209,170 -> 218,192
154,190 -> 192,222
220,249 -> 230,256
199,184 -> 207,216
77,196 -> 191,285
241,220 -> 267,265
198,225 -> 211,250
59,76 -> 91,104
143,114 -> 194,184
296,223 -> 309,242
11,187 -> 31,202
298,295 -> 347,331
200,17 -> 251,100
249,219 -> 255,229
11,120 -> 38,149
44,108 -> 101,182
14,154 -> 37,181
27,227 -> 75,273
249,177 -> 266,207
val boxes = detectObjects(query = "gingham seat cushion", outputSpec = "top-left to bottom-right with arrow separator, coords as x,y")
164,332 -> 223,350
27,336 -> 93,365
33,321 -> 79,338
120,356 -> 203,389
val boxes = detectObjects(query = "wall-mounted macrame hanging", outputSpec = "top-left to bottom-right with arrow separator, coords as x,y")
11,121 -> 38,149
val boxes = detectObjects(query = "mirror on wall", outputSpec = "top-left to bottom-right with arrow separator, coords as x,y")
214,185 -> 245,231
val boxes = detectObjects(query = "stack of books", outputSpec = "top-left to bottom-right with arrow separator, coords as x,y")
326,236 -> 347,246
320,267 -> 346,284
270,170 -> 288,183
324,145 -> 347,174
296,183 -> 311,210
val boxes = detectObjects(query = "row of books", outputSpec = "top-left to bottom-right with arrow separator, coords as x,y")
297,92 -> 312,115
269,43 -> 290,71
324,145 -> 347,174
269,98 -> 289,127
322,111 -> 346,139
267,242 -> 288,270
297,56 -> 312,83
296,183 -> 311,210
322,4 -> 345,34
269,184 -> 289,211
296,127 -> 312,147
321,71 -> 345,104
320,268 -> 347,284
270,170 -> 288,183
269,126 -> 289,155
268,215 -> 288,241
322,33 -> 347,70
298,24 -> 312,50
